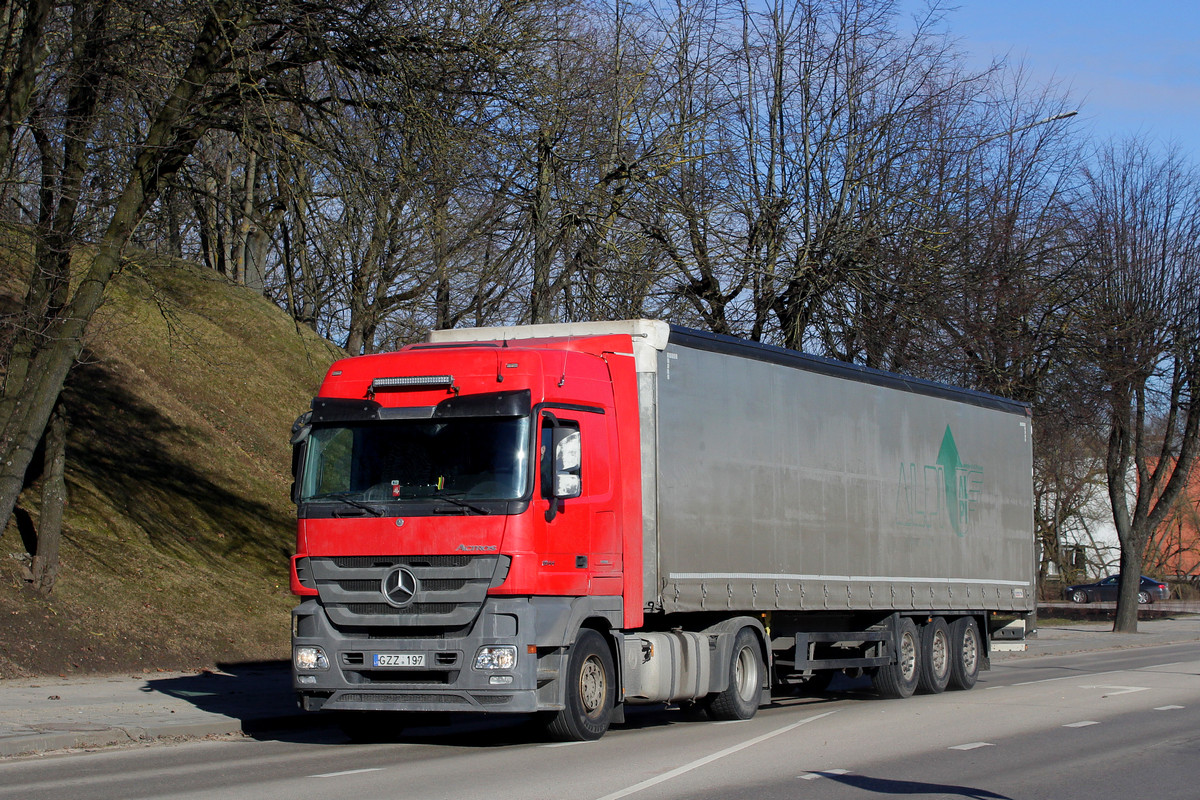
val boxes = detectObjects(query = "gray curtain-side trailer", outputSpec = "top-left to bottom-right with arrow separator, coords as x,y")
427,319 -> 1036,722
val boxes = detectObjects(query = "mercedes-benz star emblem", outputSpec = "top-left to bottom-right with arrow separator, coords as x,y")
382,567 -> 418,607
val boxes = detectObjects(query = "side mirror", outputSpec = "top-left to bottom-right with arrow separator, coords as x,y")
290,411 -> 312,504
542,418 -> 582,522
553,429 -> 582,500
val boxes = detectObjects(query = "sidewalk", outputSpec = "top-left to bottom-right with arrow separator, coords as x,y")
0,662 -> 300,758
2,616 -> 1198,758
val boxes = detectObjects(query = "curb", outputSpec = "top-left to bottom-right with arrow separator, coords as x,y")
0,717 -> 252,759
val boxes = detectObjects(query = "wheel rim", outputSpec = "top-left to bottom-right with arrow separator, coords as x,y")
733,646 -> 758,700
1138,591 -> 1150,604
931,629 -> 949,679
960,626 -> 978,675
900,631 -> 917,681
578,655 -> 607,716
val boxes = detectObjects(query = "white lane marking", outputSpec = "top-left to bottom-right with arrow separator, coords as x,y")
1079,685 -> 1149,696
1063,720 -> 1099,728
593,711 -> 838,800
1155,705 -> 1185,711
800,769 -> 851,781
310,768 -> 385,778
949,742 -> 994,751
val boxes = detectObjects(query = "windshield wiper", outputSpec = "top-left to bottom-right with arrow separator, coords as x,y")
434,493 -> 492,515
311,492 -> 385,517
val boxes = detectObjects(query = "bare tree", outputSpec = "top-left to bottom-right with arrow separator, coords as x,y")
0,0 -> 558,588
1080,139 -> 1200,631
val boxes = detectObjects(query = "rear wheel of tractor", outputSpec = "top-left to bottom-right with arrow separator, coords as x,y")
947,616 -> 981,691
917,617 -> 951,694
873,617 -> 920,699
546,629 -> 614,741
707,628 -> 764,720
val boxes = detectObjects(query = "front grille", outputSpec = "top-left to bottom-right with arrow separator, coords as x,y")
351,670 -> 451,684
337,579 -> 467,593
312,555 -> 504,631
345,603 -> 455,615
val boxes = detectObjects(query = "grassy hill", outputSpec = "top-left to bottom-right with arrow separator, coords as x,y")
0,242 -> 341,678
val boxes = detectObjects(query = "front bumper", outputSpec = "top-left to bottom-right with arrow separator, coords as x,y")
292,596 -> 543,714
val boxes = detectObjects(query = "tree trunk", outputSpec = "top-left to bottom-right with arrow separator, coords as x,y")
30,399 -> 66,595
233,150 -> 257,285
530,128 -> 556,324
0,0 -> 252,537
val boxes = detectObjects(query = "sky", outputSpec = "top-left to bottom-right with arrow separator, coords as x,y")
904,0 -> 1200,158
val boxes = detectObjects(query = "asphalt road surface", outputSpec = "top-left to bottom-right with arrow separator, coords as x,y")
1,642 -> 1197,800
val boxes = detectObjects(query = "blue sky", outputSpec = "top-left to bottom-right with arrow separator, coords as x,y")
907,1 -> 1200,157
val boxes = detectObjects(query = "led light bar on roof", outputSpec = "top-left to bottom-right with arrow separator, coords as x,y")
370,374 -> 457,394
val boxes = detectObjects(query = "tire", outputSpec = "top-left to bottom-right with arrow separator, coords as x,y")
917,617 -> 951,695
1069,589 -> 1089,604
546,629 -> 615,741
873,617 -> 920,699
1137,590 -> 1152,604
707,627 -> 765,720
948,616 -> 981,691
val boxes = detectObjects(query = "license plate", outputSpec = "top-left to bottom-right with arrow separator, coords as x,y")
373,652 -> 425,668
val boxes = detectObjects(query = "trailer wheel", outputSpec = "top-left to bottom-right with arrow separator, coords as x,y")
873,616 -> 920,699
948,616 -> 981,690
546,629 -> 614,741
916,617 -> 951,694
707,627 -> 764,720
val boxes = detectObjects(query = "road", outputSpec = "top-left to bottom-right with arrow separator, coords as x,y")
1,643 -> 1197,800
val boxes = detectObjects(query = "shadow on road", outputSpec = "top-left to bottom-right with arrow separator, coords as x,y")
816,772 -> 1014,799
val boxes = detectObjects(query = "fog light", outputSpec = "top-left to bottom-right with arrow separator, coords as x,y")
474,645 -> 517,670
295,646 -> 329,671
489,675 -> 514,685
297,674 -> 317,685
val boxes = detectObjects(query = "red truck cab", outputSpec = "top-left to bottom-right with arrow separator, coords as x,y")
289,332 -> 643,737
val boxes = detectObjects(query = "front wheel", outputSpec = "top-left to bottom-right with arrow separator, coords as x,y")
707,628 -> 764,720
1069,589 -> 1089,604
546,629 -> 615,741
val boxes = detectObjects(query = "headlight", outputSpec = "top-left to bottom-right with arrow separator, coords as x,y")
474,645 -> 517,670
295,646 -> 330,671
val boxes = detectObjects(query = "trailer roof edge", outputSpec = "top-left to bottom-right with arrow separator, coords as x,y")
667,325 -> 1031,417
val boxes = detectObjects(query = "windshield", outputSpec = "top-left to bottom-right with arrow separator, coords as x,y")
300,416 -> 531,503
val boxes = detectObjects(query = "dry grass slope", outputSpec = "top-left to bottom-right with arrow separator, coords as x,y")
0,240 -> 341,677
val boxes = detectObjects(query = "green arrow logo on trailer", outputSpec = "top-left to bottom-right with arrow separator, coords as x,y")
936,425 -> 983,537
894,425 -> 984,535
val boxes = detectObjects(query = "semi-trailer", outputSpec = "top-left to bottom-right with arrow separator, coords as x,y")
289,319 -> 1035,740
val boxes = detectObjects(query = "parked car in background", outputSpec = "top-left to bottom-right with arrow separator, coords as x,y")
1064,575 -> 1170,605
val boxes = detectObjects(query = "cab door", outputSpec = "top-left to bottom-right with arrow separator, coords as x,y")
533,406 -> 619,595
